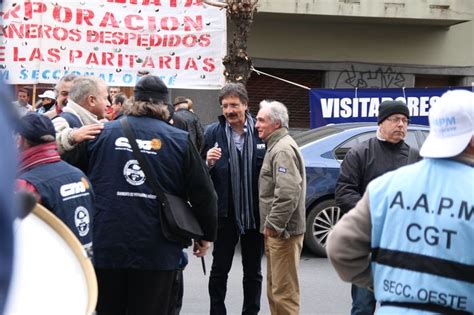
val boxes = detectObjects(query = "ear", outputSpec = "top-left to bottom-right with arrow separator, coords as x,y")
86,95 -> 96,108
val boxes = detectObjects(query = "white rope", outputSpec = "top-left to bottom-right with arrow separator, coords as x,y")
250,66 -> 311,90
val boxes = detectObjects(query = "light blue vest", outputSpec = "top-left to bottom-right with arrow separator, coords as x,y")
368,158 -> 474,314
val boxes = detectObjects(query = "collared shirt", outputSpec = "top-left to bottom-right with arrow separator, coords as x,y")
227,120 -> 248,152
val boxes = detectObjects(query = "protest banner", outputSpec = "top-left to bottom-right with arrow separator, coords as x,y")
309,87 -> 472,128
0,0 -> 226,89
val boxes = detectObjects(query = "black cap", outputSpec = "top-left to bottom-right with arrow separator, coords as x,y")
377,100 -> 410,124
134,75 -> 169,104
18,112 -> 56,143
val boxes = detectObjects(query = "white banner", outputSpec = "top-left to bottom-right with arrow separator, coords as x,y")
0,0 -> 227,89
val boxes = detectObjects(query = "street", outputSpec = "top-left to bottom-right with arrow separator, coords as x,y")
181,246 -> 352,315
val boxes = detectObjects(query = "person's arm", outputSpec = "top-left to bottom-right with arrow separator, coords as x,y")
194,119 -> 205,154
265,149 -> 303,237
201,125 -> 214,161
53,116 -> 103,154
335,149 -> 364,213
327,190 -> 373,288
52,116 -> 74,154
183,137 -> 218,243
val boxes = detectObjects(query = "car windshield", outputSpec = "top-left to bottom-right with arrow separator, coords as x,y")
294,123 -> 377,147
293,126 -> 342,146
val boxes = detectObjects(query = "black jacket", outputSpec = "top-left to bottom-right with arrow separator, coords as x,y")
335,137 -> 419,213
173,109 -> 205,154
83,115 -> 217,270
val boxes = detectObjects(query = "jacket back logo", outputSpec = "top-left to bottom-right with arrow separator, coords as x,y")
115,137 -> 161,152
60,178 -> 89,199
74,206 -> 90,237
123,160 -> 146,186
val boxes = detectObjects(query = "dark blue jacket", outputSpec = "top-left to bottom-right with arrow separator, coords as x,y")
203,115 -> 265,220
18,161 -> 95,254
85,115 -> 217,270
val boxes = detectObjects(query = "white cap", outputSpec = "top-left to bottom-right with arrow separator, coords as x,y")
420,89 -> 474,158
38,90 -> 56,99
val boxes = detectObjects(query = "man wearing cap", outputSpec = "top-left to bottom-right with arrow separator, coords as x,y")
328,90 -> 474,314
16,113 -> 95,255
36,90 -> 57,114
172,96 -> 205,153
81,75 -> 217,315
334,100 -> 420,315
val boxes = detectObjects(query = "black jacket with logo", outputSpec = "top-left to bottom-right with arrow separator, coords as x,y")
84,115 -> 217,270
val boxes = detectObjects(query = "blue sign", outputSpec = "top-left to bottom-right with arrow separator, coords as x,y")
309,87 -> 472,128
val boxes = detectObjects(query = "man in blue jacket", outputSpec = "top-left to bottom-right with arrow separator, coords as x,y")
83,75 -> 218,315
16,113 -> 95,255
204,82 -> 266,315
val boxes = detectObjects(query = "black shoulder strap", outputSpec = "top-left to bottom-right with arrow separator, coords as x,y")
120,118 -> 166,205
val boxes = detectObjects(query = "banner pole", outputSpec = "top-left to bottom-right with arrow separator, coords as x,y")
32,85 -> 37,109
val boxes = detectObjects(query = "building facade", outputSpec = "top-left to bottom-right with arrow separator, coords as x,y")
185,0 -> 473,128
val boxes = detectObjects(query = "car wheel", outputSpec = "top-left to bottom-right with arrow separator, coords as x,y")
304,199 -> 342,257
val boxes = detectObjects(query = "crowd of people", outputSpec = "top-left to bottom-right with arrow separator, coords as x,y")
0,74 -> 472,315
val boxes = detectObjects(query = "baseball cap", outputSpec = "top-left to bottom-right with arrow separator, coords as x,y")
17,112 -> 56,143
38,90 -> 56,99
420,89 -> 473,158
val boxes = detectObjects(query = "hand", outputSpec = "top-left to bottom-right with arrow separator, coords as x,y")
193,240 -> 211,257
264,227 -> 278,238
71,124 -> 104,144
206,146 -> 222,167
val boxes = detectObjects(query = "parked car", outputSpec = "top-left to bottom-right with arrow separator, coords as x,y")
294,122 -> 430,257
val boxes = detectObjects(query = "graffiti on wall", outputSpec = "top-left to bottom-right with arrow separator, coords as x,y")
334,65 -> 406,88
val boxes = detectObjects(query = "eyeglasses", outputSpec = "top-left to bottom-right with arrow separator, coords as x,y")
386,117 -> 410,125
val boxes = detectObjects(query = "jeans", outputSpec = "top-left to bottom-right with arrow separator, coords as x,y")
351,284 -> 376,315
208,218 -> 264,315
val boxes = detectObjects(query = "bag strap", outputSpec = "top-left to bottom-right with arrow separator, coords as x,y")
120,117 -> 167,205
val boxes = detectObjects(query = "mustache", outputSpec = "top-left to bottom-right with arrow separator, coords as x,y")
226,113 -> 238,118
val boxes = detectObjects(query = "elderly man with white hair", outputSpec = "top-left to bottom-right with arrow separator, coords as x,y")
327,89 -> 474,315
255,100 -> 306,315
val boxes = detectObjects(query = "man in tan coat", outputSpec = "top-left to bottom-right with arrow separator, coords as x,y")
256,100 -> 306,315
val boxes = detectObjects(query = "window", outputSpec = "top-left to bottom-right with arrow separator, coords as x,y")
334,132 -> 374,160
